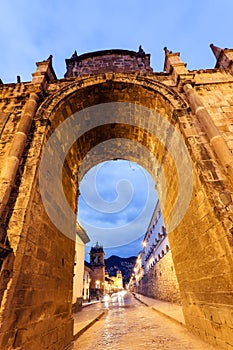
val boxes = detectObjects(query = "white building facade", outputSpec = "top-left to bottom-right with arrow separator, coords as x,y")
142,201 -> 168,273
130,200 -> 181,303
73,223 -> 90,312
83,262 -> 92,302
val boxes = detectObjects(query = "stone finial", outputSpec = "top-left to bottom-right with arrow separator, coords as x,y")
43,55 -> 53,63
210,43 -> 222,60
210,43 -> 233,73
164,47 -> 172,55
72,50 -> 78,59
163,46 -> 177,73
47,54 -> 53,62
163,47 -> 191,87
138,45 -> 145,55
32,54 -> 57,90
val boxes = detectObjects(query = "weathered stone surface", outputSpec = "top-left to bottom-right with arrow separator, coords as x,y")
0,48 -> 232,349
64,48 -> 152,78
139,250 -> 182,304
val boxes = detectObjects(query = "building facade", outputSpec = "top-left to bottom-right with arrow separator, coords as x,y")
110,270 -> 123,291
72,223 -> 90,312
105,270 -> 123,293
131,200 -> 181,304
83,261 -> 92,302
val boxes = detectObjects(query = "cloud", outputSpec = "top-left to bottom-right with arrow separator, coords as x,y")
86,234 -> 144,260
78,160 -> 158,249
78,159 -> 156,224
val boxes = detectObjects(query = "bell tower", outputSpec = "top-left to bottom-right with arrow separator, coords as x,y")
89,242 -> 105,298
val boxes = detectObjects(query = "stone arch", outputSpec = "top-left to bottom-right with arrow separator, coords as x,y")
37,75 -> 191,235
0,73 -> 232,350
37,74 -> 188,122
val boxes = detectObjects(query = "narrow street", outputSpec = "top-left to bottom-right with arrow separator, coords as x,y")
73,292 -> 216,350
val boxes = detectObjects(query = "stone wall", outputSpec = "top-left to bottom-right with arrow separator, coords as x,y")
0,48 -> 232,350
65,48 -> 152,77
140,250 -> 181,304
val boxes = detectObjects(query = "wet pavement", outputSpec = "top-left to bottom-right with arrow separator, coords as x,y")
73,302 -> 105,339
73,291 -> 216,350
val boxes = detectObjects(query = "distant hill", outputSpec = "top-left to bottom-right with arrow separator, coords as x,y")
105,255 -> 137,285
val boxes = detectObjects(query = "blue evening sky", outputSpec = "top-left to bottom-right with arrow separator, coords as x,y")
79,160 -> 157,260
1,0 -> 232,258
0,0 -> 232,83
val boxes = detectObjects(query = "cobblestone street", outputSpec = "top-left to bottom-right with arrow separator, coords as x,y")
73,292 -> 216,350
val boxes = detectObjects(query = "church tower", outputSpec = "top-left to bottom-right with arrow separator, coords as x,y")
89,242 -> 105,298
116,270 -> 123,289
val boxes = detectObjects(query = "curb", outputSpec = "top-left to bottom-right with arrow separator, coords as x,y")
151,307 -> 186,328
133,293 -> 185,328
133,294 -> 149,307
73,311 -> 105,341
82,301 -> 100,308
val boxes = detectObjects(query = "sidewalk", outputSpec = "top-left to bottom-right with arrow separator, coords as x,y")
133,293 -> 185,326
82,300 -> 100,307
73,302 -> 105,340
